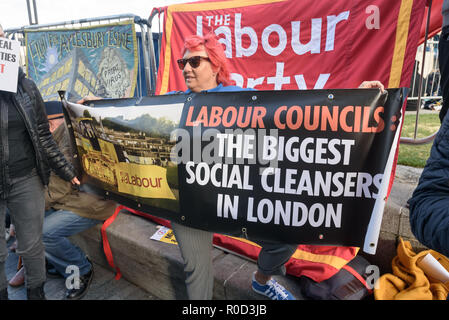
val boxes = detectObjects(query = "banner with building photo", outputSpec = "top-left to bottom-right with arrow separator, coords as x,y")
63,88 -> 406,253
63,94 -> 185,219
25,20 -> 138,102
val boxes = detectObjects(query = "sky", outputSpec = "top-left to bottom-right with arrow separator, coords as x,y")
0,0 -> 199,31
86,103 -> 184,123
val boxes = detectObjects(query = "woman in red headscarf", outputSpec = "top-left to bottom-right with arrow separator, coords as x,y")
168,33 -> 384,300
169,33 -> 297,300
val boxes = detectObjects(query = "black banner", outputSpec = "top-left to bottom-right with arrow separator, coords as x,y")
63,88 -> 406,253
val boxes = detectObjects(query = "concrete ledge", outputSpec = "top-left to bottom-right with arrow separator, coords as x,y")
70,165 -> 427,299
70,212 -> 304,300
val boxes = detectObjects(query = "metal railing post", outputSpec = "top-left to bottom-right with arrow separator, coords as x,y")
137,20 -> 152,96
26,0 -> 38,25
413,0 -> 433,140
147,9 -> 161,95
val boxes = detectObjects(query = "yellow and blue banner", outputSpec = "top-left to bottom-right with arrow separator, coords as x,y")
25,20 -> 138,101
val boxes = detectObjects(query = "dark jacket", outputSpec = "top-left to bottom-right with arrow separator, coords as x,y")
408,112 -> 449,257
0,68 -> 75,196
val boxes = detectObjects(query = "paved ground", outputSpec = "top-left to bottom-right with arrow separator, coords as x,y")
4,235 -> 157,300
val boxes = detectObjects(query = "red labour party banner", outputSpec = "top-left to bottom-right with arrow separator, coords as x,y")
156,0 -> 427,94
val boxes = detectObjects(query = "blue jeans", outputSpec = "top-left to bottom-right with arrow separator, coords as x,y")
43,209 -> 100,278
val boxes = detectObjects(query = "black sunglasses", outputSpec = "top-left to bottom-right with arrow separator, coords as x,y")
177,56 -> 210,70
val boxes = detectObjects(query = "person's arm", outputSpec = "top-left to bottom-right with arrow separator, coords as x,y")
77,95 -> 102,104
358,80 -> 385,92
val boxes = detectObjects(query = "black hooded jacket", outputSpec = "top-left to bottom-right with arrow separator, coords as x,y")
0,68 -> 75,197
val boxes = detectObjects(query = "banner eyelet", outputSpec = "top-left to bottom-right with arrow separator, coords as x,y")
242,227 -> 248,239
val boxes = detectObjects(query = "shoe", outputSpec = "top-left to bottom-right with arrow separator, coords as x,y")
0,288 -> 8,300
27,284 -> 46,300
8,267 -> 25,287
251,273 -> 295,300
65,268 -> 94,300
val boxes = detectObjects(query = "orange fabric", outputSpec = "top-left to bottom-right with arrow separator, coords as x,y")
287,245 -> 359,282
418,0 -> 443,45
375,238 -> 449,300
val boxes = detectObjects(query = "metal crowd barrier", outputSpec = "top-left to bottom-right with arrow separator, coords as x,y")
402,0 -> 442,145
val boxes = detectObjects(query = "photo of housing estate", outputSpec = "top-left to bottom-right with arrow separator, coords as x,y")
64,101 -> 183,212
